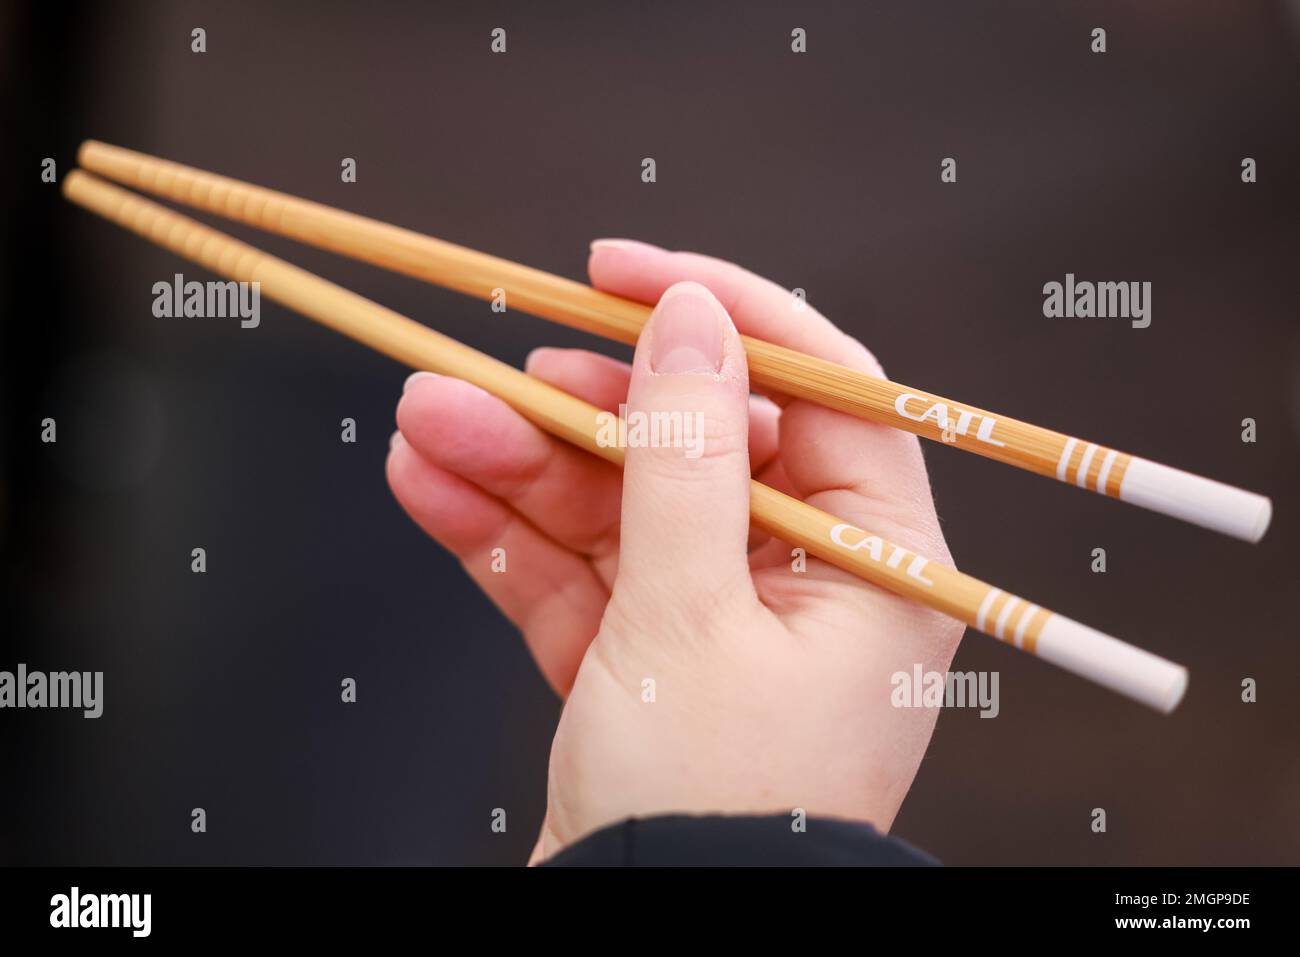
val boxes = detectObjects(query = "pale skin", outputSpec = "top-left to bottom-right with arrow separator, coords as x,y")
386,239 -> 963,862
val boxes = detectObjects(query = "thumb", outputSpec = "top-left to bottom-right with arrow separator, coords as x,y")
614,281 -> 754,612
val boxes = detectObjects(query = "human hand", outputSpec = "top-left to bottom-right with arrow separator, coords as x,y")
386,239 -> 963,860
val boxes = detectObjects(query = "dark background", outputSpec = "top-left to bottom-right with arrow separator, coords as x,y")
2,0 -> 1297,865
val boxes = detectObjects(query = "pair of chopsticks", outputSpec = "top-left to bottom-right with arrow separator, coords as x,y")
62,143 -> 1202,712
75,141 -> 1274,545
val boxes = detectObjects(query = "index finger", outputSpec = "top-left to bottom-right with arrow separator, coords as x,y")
588,238 -> 883,377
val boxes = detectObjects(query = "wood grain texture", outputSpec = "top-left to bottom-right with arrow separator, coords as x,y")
63,169 -> 1104,684
78,140 -> 1126,492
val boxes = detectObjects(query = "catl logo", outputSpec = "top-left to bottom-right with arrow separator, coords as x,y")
829,524 -> 935,586
893,394 -> 1006,447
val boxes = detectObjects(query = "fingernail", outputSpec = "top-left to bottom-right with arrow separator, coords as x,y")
590,238 -> 650,254
650,285 -> 724,375
389,430 -> 404,450
404,370 -> 439,392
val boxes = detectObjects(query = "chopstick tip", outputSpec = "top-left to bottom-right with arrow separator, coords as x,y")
1158,667 -> 1189,715
76,139 -> 101,166
1248,496 -> 1272,544
61,167 -> 88,199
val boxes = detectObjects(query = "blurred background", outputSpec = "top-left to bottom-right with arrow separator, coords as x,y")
2,0 -> 1297,865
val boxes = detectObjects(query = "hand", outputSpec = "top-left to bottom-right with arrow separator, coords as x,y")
386,239 -> 962,861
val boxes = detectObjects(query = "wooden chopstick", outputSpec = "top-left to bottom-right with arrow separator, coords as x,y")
62,169 -> 1188,712
74,140 -> 1272,544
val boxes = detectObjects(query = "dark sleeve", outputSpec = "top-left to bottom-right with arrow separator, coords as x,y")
541,814 -> 939,866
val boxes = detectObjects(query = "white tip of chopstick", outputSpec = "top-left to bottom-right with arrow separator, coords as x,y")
1120,457 -> 1272,543
1036,615 -> 1188,713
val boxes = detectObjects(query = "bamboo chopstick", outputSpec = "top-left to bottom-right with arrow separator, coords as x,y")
62,169 -> 1188,712
75,140 -> 1272,544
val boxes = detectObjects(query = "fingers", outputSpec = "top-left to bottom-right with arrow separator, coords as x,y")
527,347 -> 783,556
588,238 -> 945,562
524,348 -> 633,413
397,372 -> 623,558
588,238 -> 884,377
386,435 -> 606,694
524,347 -> 784,474
612,282 -> 757,622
